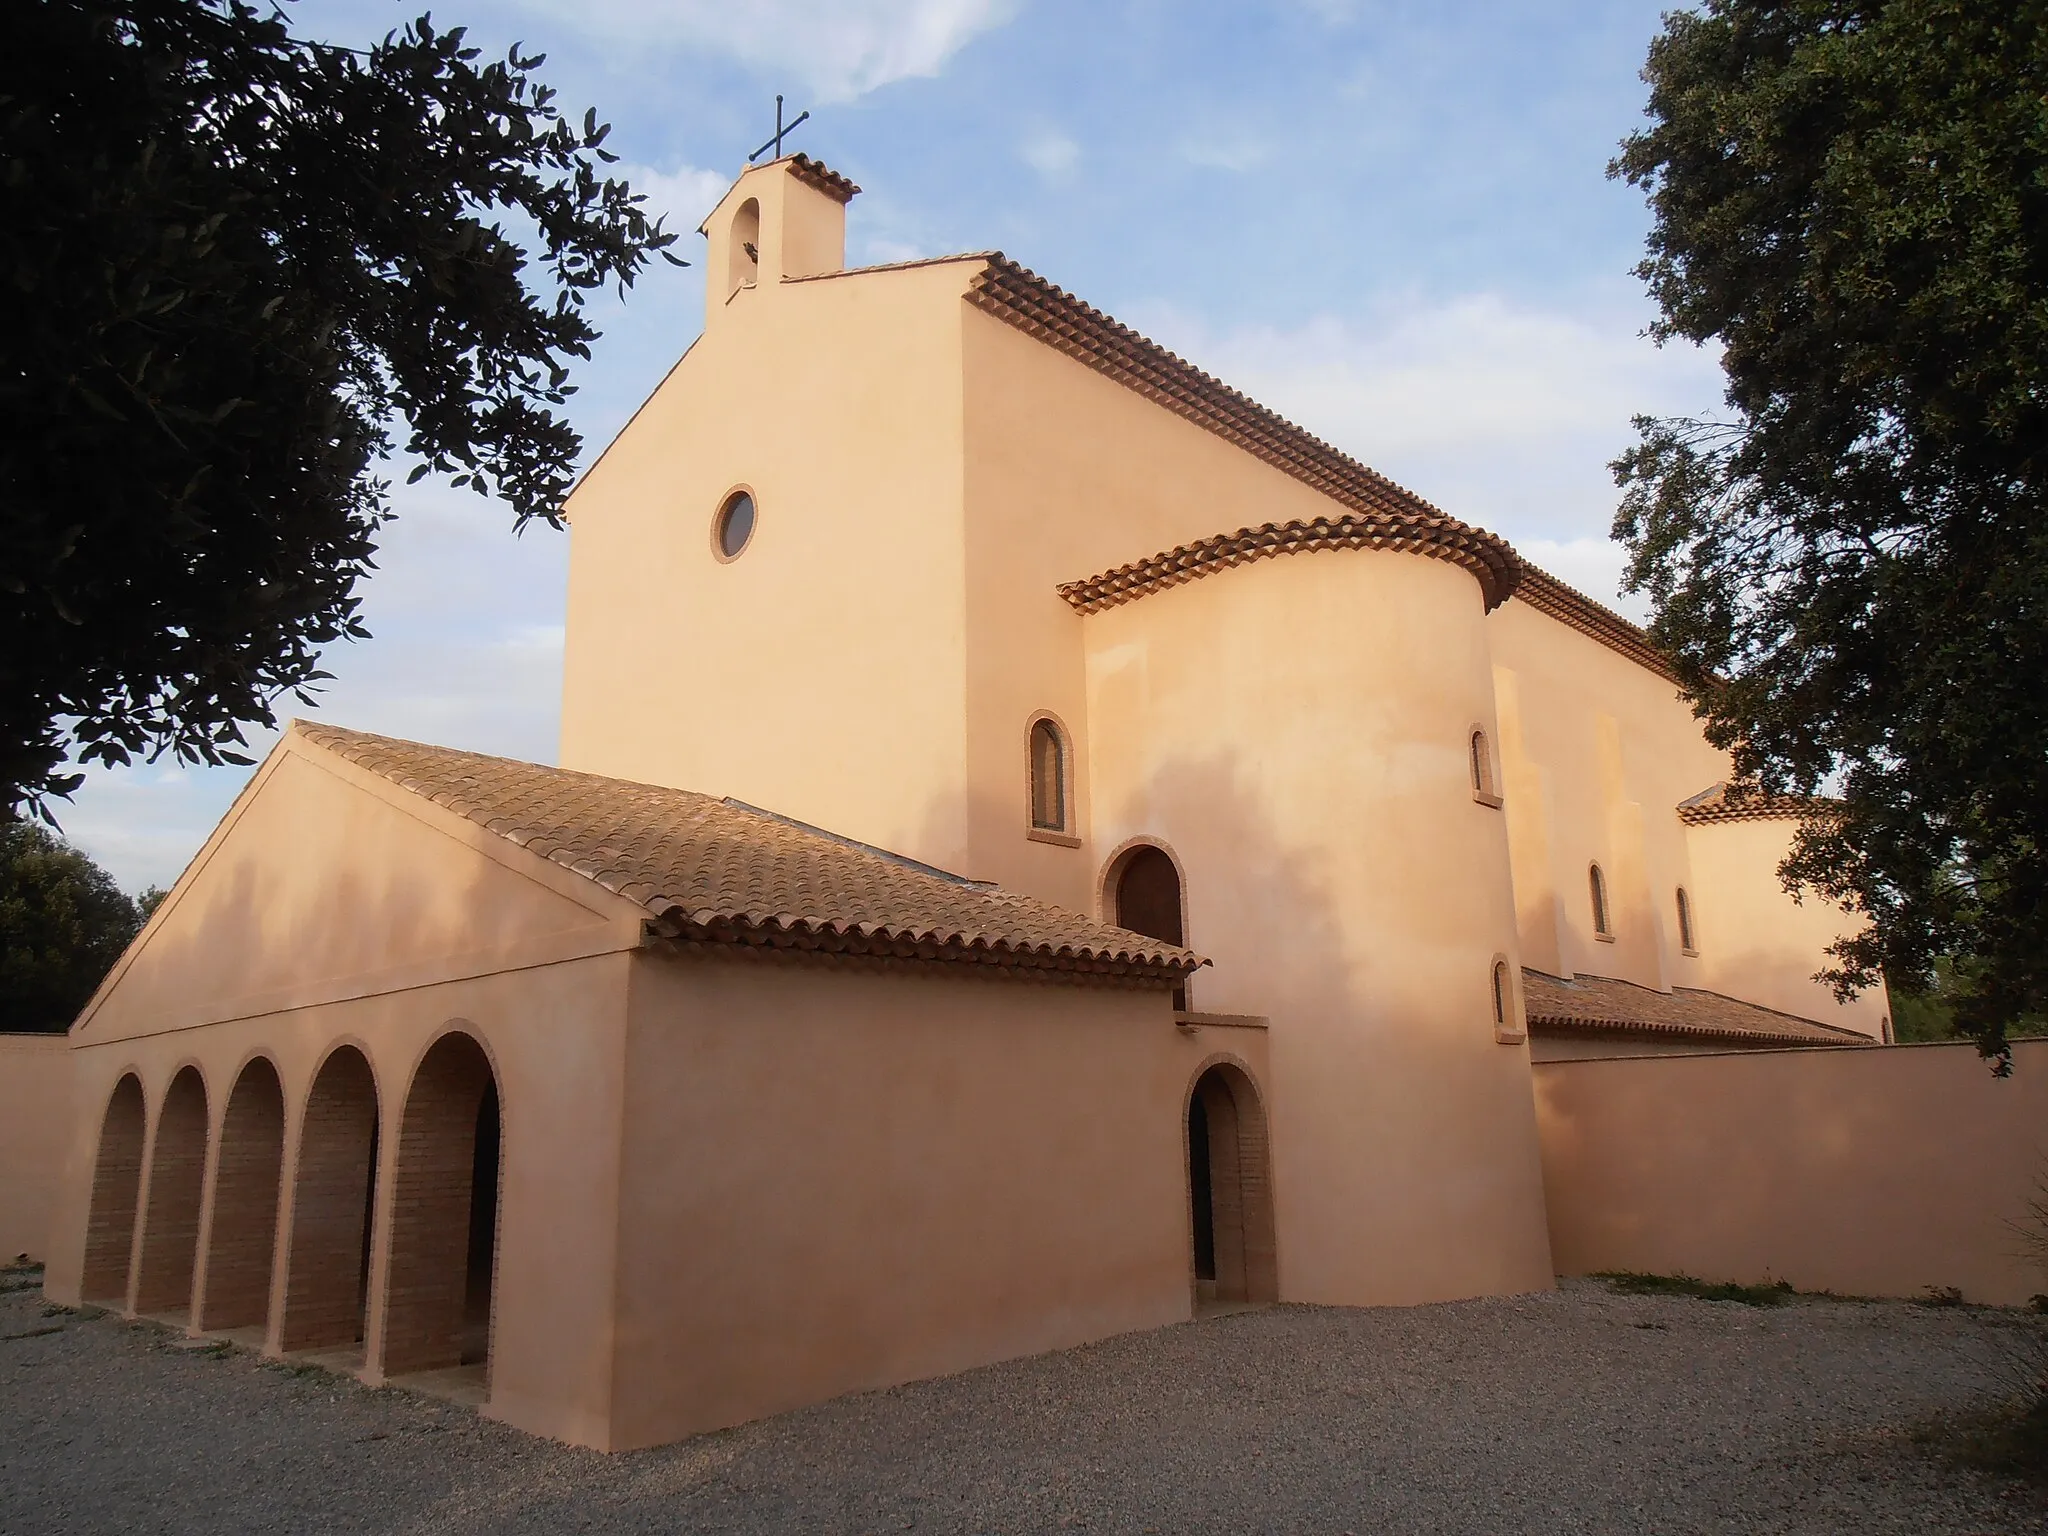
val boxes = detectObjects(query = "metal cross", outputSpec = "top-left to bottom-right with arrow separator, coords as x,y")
748,95 -> 811,163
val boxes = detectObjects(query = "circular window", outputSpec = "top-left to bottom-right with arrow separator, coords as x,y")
713,490 -> 756,561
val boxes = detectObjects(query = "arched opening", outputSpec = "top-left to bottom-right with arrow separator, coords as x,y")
134,1067 -> 208,1318
1185,1063 -> 1277,1310
81,1075 -> 146,1305
196,1058 -> 285,1334
278,1046 -> 379,1355
1470,728 -> 1495,799
1028,717 -> 1067,832
727,197 -> 761,298
378,1032 -> 501,1383
1676,886 -> 1697,953
1113,843 -> 1187,1010
1589,863 -> 1612,939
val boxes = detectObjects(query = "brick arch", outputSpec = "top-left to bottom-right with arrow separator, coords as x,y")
134,1066 -> 209,1317
1183,1056 -> 1278,1307
278,1045 -> 380,1354
80,1074 -> 147,1305
376,1029 -> 501,1382
195,1055 -> 285,1333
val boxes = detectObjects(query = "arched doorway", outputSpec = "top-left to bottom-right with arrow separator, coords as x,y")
81,1075 -> 146,1305
278,1046 -> 379,1355
1112,843 -> 1187,1010
134,1067 -> 208,1318
378,1032 -> 501,1382
1185,1063 -> 1278,1308
197,1058 -> 285,1333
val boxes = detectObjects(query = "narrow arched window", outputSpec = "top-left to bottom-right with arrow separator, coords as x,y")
1491,960 -> 1509,1028
1113,843 -> 1186,1010
1676,886 -> 1696,953
1590,863 -> 1612,939
728,198 -> 761,299
1470,729 -> 1493,798
1029,718 -> 1067,832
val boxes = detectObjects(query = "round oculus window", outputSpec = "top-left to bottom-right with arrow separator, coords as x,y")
714,490 -> 756,560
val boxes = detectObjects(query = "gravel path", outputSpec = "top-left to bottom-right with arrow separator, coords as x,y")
3,1278 -> 2043,1534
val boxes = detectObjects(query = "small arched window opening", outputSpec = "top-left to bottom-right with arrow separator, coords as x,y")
1470,727 -> 1500,806
1113,843 -> 1187,1011
1028,718 -> 1067,832
727,198 -> 761,300
1589,863 -> 1613,941
1490,955 -> 1523,1041
1676,886 -> 1697,955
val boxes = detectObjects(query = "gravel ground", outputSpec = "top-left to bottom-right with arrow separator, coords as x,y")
3,1277 -> 2044,1535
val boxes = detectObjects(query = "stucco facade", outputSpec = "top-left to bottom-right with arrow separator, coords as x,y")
17,153 -> 1901,1450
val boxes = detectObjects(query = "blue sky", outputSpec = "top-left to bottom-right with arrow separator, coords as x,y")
57,0 -> 1723,892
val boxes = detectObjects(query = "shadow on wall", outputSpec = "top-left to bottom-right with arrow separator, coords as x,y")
64,793 -> 516,1388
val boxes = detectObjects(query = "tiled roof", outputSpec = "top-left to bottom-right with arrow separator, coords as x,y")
1677,782 -> 1834,826
1511,568 -> 1680,683
296,723 -> 1201,987
785,154 -> 860,204
964,256 -> 1522,613
1522,969 -> 1868,1048
959,257 -> 1699,684
1055,515 -> 1522,617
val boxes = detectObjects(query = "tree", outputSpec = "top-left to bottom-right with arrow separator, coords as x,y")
1,0 -> 680,814
0,819 -> 144,1032
1611,0 -> 2048,1062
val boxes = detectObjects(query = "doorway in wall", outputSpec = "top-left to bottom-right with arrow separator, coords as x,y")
278,1046 -> 379,1358
380,1032 -> 500,1388
1185,1063 -> 1279,1311
81,1075 -> 146,1306
1113,844 -> 1187,1010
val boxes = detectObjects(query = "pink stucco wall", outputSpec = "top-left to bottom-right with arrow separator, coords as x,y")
1536,1040 -> 2048,1305
607,951 -> 1270,1450
0,1033 -> 73,1262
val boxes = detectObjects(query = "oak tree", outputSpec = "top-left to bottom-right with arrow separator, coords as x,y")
1613,0 -> 2048,1060
1,0 -> 679,813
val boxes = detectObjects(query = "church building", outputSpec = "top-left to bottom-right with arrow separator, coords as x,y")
36,155 -> 1885,1452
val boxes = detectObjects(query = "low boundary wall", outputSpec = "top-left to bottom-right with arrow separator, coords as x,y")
1535,1038 -> 2048,1306
0,1034 -> 74,1263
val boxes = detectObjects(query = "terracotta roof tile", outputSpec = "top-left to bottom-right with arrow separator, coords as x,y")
784,153 -> 860,204
1511,567 -> 1679,683
1522,969 -> 1868,1048
1677,782 -> 1834,827
296,723 -> 1201,987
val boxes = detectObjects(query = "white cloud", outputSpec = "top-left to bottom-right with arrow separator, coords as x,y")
1134,291 -> 1724,552
864,237 -> 932,265
621,163 -> 731,232
1180,133 -> 1271,173
516,0 -> 1019,102
1020,131 -> 1079,179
